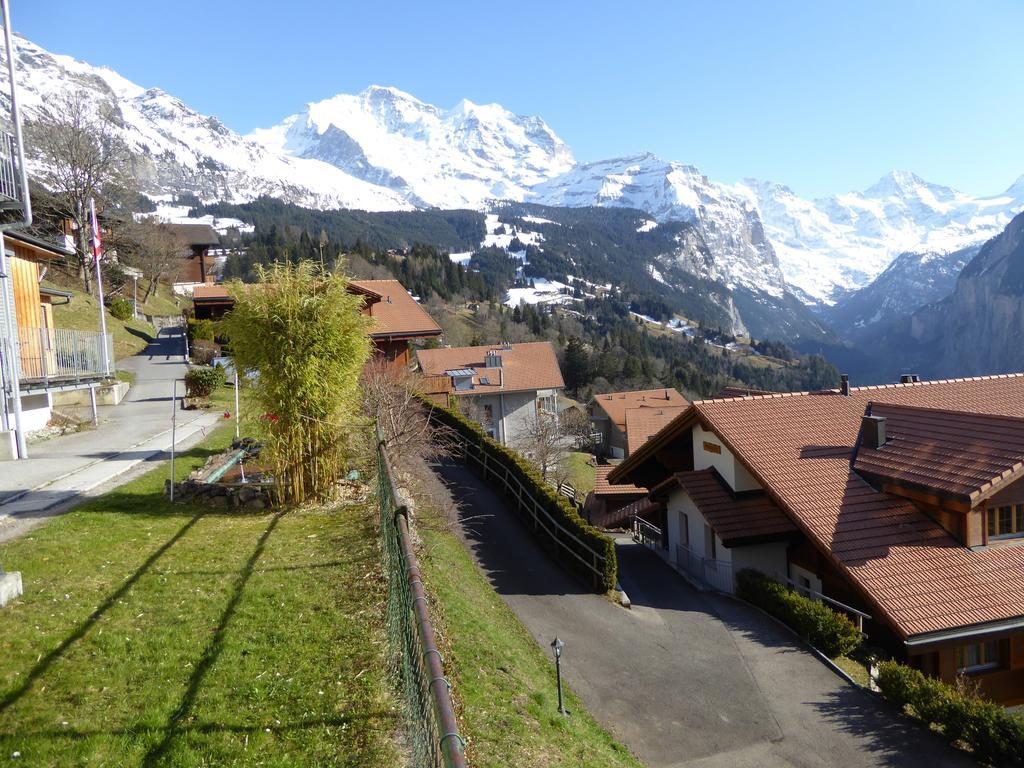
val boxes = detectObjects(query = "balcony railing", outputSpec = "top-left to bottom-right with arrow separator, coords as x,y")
11,326 -> 112,387
676,542 -> 735,594
0,130 -> 21,203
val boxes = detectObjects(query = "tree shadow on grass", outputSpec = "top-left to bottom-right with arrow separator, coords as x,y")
0,510 -> 207,717
140,510 -> 285,767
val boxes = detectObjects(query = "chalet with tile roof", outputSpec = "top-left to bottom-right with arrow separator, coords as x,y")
610,374 -> 1024,705
165,223 -> 220,285
588,388 -> 688,458
583,464 -> 650,529
416,341 -> 563,446
189,278 -> 442,374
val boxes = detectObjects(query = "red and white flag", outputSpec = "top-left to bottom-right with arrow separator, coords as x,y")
89,198 -> 102,267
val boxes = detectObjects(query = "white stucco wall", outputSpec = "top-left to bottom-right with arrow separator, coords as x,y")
3,392 -> 51,432
460,388 -> 560,446
732,542 -> 788,578
667,487 -> 726,563
692,423 -> 761,492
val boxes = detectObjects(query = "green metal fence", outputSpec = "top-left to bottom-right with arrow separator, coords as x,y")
377,434 -> 467,768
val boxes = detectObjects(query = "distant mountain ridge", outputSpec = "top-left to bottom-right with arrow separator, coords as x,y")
6,32 -> 1024,343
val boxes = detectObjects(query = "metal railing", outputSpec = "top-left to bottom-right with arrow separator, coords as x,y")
14,326 -> 112,385
675,542 -> 735,594
377,432 -> 467,768
632,515 -> 663,549
0,130 -> 20,202
771,571 -> 872,634
449,428 -> 609,589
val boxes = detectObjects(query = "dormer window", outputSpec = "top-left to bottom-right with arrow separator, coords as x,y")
987,504 -> 1024,540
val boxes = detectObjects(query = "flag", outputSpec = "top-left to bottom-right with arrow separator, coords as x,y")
89,198 -> 102,268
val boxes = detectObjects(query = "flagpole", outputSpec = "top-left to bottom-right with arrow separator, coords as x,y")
89,198 -> 111,378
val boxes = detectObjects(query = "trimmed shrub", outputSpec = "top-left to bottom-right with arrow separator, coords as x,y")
191,338 -> 221,365
184,365 -> 226,398
108,296 -> 134,321
875,660 -> 1024,766
423,396 -> 617,593
187,317 -> 215,343
734,569 -> 862,658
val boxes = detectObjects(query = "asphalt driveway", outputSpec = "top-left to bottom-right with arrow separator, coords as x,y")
426,459 -> 974,768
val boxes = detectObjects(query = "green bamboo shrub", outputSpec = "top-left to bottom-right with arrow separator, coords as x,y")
218,261 -> 372,504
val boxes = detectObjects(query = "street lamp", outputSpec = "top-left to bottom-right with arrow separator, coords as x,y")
550,636 -> 566,715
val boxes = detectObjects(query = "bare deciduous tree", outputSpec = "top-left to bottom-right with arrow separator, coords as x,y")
362,359 -> 450,467
25,91 -> 132,293
514,412 -> 571,485
115,217 -> 182,301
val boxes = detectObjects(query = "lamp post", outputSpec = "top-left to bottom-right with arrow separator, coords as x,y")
550,636 -> 566,715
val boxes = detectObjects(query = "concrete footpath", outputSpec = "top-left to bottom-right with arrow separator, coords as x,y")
426,459 -> 974,768
0,328 -> 221,541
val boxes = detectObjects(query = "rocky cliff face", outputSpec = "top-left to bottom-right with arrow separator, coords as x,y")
908,212 -> 1024,376
823,245 -> 977,339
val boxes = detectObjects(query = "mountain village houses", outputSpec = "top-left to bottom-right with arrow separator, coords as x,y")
417,341 -> 563,445
1,230 -> 111,459
610,375 -> 1024,706
589,387 -> 688,459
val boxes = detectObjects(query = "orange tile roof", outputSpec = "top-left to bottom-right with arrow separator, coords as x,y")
591,388 -> 688,430
192,284 -> 231,300
853,402 -> 1024,507
657,470 -> 797,545
593,464 -> 648,497
350,279 -> 442,339
416,342 -> 564,394
625,406 -> 689,455
614,373 -> 1024,640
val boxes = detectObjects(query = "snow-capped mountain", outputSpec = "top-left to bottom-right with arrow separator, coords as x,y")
3,34 -> 413,210
737,172 -> 1024,305
531,153 -> 789,301
248,87 -> 574,209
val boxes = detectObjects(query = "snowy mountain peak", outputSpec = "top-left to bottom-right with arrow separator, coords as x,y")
248,86 -> 574,209
862,169 -> 957,202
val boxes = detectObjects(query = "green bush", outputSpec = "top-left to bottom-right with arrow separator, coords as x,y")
184,365 -> 226,398
422,396 -> 617,593
734,569 -> 862,658
187,317 -> 215,343
108,297 -> 134,321
875,660 -> 1024,766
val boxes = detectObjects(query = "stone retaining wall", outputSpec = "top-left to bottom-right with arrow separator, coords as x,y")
164,478 -> 272,510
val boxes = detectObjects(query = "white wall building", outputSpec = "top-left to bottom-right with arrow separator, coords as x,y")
416,341 -> 564,447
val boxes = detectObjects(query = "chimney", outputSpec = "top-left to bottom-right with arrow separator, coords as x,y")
501,340 -> 513,351
485,350 -> 502,368
899,374 -> 921,384
862,415 -> 887,449
840,374 -> 850,396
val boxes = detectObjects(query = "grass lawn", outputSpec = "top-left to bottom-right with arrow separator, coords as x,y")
564,451 -> 597,496
0,427 -> 401,767
414,502 -> 642,768
49,284 -> 157,359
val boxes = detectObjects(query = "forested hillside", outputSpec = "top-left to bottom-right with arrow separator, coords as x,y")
205,200 -> 839,399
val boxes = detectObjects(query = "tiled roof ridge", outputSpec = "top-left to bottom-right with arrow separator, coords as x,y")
693,371 -> 1024,406
869,399 -> 1024,425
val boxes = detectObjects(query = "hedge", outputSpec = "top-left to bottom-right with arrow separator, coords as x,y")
184,365 -> 226,398
108,296 -> 134,321
423,397 -> 617,593
875,661 -> 1024,766
187,317 -> 215,343
735,569 -> 862,658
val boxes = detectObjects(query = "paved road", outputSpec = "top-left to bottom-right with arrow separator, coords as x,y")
0,328 -> 221,539
426,460 -> 974,768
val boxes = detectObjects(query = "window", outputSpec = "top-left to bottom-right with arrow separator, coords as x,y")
955,640 -> 1000,673
703,441 -> 722,455
482,404 -> 493,425
681,513 -> 689,545
987,504 -> 1024,539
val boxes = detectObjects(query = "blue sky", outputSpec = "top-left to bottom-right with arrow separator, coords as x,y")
18,0 -> 1024,198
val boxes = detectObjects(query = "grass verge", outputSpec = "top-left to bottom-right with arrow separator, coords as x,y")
564,451 -> 597,496
49,284 -> 157,358
413,501 -> 642,768
0,427 -> 401,767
